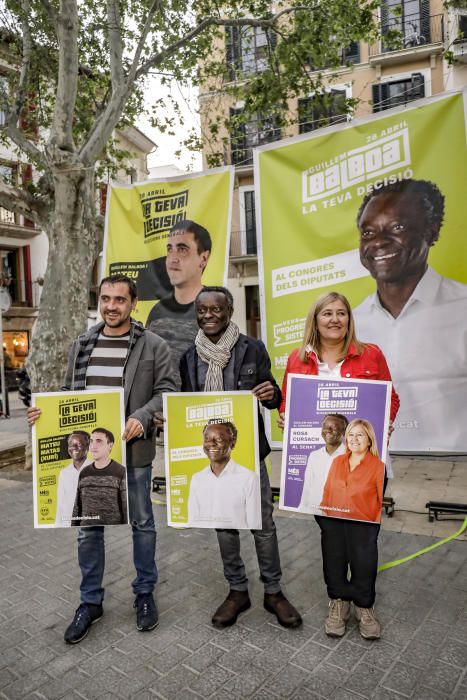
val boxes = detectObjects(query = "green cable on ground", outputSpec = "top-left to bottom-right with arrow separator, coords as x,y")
378,517 -> 467,573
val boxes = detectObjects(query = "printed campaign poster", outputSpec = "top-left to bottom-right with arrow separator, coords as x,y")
255,90 -> 467,452
163,392 -> 261,529
32,389 -> 127,528
103,166 -> 233,325
280,375 -> 391,524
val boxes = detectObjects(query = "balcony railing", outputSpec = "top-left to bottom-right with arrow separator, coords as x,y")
230,229 -> 257,257
0,206 -> 36,229
369,12 -> 444,56
231,125 -> 282,166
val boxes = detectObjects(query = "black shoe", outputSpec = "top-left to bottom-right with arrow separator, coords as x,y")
64,603 -> 103,644
134,593 -> 158,631
211,590 -> 251,628
264,592 -> 302,628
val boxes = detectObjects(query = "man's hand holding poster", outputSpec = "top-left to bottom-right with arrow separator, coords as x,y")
32,389 -> 127,528
163,392 -> 261,529
280,375 -> 391,524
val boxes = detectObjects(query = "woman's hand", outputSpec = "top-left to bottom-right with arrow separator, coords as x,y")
277,412 -> 285,431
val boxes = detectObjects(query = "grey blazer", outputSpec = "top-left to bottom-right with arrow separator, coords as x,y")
64,324 -> 177,467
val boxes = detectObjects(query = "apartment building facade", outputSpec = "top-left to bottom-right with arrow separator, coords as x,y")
199,0 -> 467,336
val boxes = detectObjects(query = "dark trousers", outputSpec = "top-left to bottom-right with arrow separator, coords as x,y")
315,516 -> 380,608
215,461 -> 282,594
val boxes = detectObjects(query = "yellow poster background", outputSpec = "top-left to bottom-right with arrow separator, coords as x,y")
103,167 -> 233,324
32,389 -> 125,527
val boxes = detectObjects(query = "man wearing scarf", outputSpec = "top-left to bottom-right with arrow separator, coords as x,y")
178,286 -> 302,629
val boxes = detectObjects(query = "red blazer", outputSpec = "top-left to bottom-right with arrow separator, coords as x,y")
280,342 -> 400,421
321,451 -> 385,523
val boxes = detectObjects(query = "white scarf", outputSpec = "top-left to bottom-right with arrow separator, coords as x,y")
195,321 -> 240,391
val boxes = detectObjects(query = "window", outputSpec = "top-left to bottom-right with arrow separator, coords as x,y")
342,42 -> 360,64
298,89 -> 348,134
245,285 -> 260,338
381,0 -> 431,50
0,163 -> 18,225
454,14 -> 467,44
230,108 -> 281,166
372,73 -> 425,112
0,75 -> 8,126
226,26 -> 277,81
237,187 -> 257,256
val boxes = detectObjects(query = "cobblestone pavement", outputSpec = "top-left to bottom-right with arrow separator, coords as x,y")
0,480 -> 466,700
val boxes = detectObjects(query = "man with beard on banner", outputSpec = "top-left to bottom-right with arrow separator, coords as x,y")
146,220 -> 212,369
353,179 -> 467,452
161,285 -> 302,629
28,274 -> 176,644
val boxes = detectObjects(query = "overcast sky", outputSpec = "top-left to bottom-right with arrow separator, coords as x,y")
137,74 -> 203,172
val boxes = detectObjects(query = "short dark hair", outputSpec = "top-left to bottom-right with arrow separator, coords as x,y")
68,430 -> 90,445
356,179 -> 445,243
196,286 -> 234,309
170,219 -> 212,254
203,420 -> 238,445
92,428 -> 115,444
99,274 -> 137,301
323,414 -> 349,430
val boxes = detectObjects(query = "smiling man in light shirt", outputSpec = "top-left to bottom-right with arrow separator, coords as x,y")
188,421 -> 261,529
55,431 -> 91,526
353,179 -> 467,452
299,414 -> 348,514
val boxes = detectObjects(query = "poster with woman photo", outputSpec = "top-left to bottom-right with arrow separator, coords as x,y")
32,389 -> 127,528
280,375 -> 391,523
163,391 -> 260,529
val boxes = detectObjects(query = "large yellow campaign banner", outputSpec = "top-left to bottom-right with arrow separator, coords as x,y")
103,167 -> 233,325
255,91 -> 467,453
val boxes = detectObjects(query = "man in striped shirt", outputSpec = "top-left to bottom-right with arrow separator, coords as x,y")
29,274 -> 177,644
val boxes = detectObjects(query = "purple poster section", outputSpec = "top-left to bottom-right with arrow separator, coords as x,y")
280,374 -> 391,512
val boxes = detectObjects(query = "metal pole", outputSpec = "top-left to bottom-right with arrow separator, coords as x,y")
0,309 -> 7,418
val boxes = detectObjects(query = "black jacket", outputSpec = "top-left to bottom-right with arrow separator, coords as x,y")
179,334 -> 281,461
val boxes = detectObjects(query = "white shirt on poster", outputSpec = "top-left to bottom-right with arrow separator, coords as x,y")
187,459 -> 261,529
55,459 -> 92,526
299,442 -> 346,514
353,266 -> 467,452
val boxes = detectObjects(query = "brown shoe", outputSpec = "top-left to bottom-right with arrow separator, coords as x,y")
264,592 -> 302,628
211,590 -> 251,628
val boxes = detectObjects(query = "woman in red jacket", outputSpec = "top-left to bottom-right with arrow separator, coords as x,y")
278,291 -> 399,641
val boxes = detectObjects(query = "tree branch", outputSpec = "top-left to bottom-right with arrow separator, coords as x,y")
79,0 -> 162,166
127,0 -> 162,84
0,178 -> 46,225
50,0 -> 79,151
80,5 -> 310,166
135,7 -> 312,79
38,0 -> 59,35
7,0 -> 45,166
107,0 -> 124,90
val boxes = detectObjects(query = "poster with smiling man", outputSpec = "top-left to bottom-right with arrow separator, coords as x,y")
163,392 -> 261,529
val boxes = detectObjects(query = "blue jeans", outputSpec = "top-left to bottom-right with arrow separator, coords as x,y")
78,465 -> 157,605
216,460 -> 282,594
